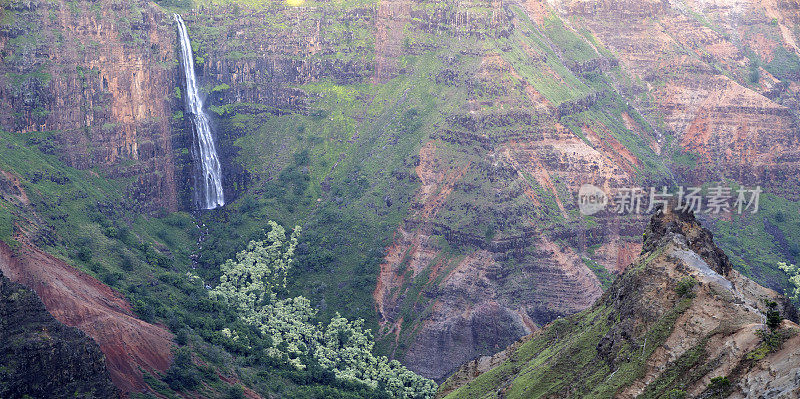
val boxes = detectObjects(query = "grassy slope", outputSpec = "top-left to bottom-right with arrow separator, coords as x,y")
0,126 -> 401,397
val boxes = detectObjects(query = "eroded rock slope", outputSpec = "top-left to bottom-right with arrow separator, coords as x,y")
439,204 -> 800,398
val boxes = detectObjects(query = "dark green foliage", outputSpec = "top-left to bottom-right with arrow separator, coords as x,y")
153,0 -> 193,10
227,385 -> 245,399
751,327 -> 796,358
707,376 -> 730,398
176,329 -> 189,346
675,277 -> 697,298
666,389 -> 686,399
747,60 -> 760,83
165,347 -> 201,391
75,245 -> 93,262
765,47 -> 800,81
765,300 -> 782,330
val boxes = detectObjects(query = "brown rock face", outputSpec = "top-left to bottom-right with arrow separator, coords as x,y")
554,0 -> 800,198
0,0 -> 181,210
0,240 -> 173,394
372,55 -> 654,379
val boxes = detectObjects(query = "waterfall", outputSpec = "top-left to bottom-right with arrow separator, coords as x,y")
174,14 -> 225,210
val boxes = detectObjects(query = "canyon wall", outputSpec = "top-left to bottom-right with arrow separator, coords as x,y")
0,0 -> 183,210
552,0 -> 800,198
0,0 -> 797,388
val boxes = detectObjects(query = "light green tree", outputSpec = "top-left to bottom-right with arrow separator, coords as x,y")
778,262 -> 800,303
210,220 -> 299,319
210,221 -> 437,398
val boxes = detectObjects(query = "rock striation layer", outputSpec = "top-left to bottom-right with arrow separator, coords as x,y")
439,204 -> 800,398
0,0 -> 182,210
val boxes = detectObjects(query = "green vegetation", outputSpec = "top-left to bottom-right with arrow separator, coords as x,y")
706,376 -> 731,398
747,324 -> 798,361
209,222 -> 437,398
583,257 -> 614,290
712,193 -> 800,294
747,59 -> 760,84
0,128 -> 414,397
765,300 -> 782,330
765,46 -> 800,81
675,277 -> 697,298
778,262 -> 799,304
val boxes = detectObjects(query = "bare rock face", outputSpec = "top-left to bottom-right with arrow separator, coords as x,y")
371,35 -> 657,380
0,267 -> 119,398
438,204 -> 800,398
642,203 -> 734,276
553,0 -> 800,199
0,0 -> 182,211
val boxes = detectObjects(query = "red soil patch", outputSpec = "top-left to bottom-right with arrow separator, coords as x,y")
582,124 -> 642,175
0,240 -> 173,395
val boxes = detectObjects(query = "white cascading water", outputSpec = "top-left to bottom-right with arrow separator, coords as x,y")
174,14 -> 225,210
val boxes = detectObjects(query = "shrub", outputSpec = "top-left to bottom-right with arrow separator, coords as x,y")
76,246 -> 93,262
666,389 -> 686,399
227,385 -> 244,399
675,277 -> 697,298
708,376 -> 730,392
165,347 -> 200,391
708,376 -> 731,398
131,298 -> 154,323
765,300 -> 782,330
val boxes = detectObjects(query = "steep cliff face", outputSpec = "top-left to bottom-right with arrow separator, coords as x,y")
551,0 -> 800,198
369,1 -> 669,380
439,205 -> 800,398
0,267 -> 119,398
177,0 -> 676,382
0,0 -> 182,210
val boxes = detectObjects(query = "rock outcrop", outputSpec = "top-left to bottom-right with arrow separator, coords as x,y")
0,267 -> 119,398
439,205 -> 800,398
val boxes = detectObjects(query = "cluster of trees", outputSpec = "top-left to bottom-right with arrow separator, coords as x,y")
210,221 -> 437,399
778,262 -> 799,304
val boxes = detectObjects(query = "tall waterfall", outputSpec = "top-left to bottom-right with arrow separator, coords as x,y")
174,14 -> 225,210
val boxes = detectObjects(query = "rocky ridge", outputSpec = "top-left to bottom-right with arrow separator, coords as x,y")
438,204 -> 800,398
